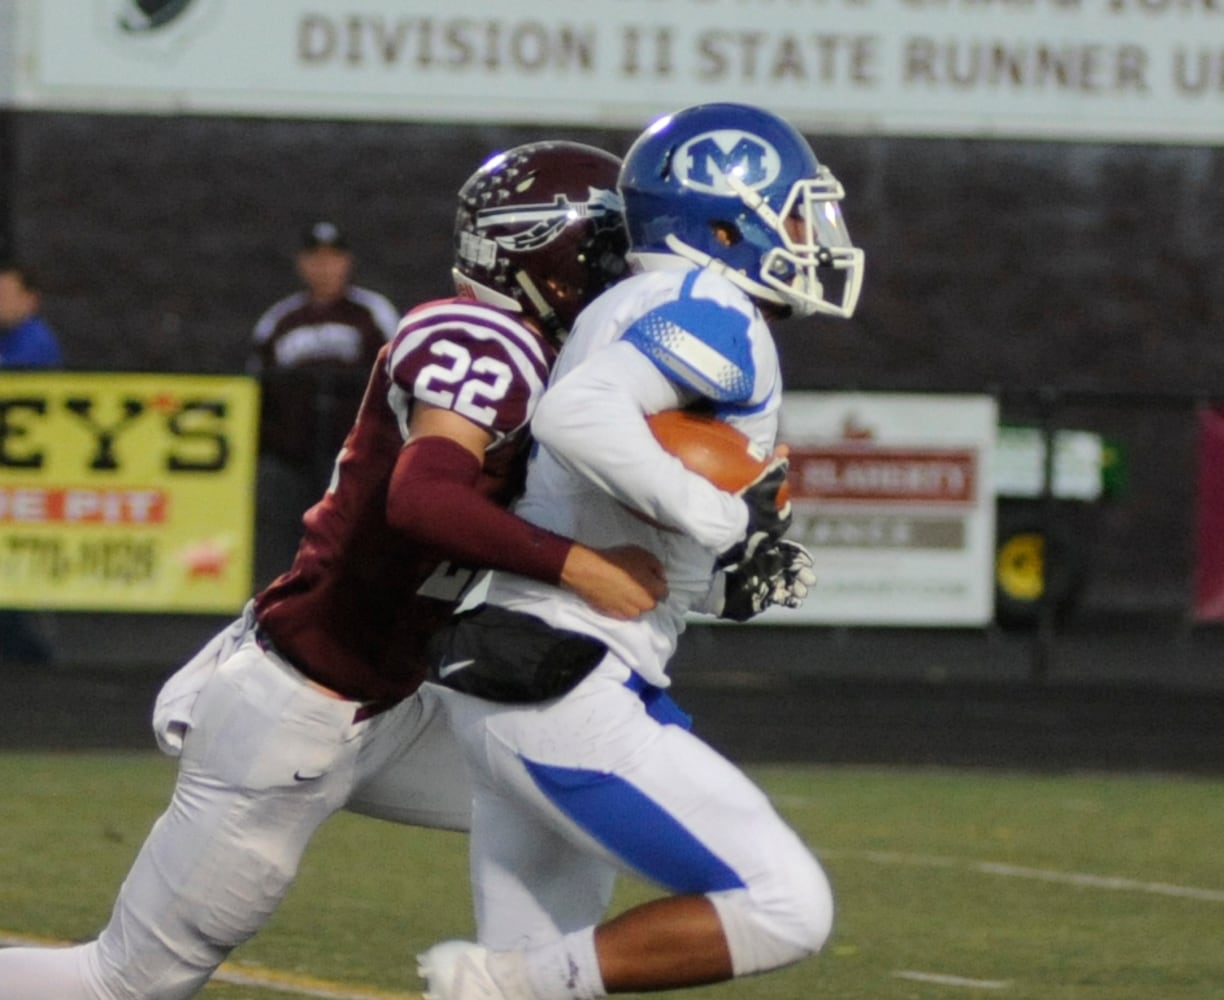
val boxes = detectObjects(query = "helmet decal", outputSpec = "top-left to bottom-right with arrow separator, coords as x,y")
673,131 -> 782,195
473,188 -> 623,253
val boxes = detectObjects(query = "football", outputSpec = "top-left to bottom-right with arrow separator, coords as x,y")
646,410 -> 790,508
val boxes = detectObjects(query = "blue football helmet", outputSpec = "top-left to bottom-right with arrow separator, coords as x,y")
619,103 -> 864,319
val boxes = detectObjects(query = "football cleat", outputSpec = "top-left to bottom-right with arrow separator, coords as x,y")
417,940 -> 534,1000
418,940 -> 483,999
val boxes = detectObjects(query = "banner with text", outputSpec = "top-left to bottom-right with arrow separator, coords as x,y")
762,391 -> 997,626
4,0 -> 1222,145
0,372 -> 258,613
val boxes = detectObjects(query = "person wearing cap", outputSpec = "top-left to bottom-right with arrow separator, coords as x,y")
249,222 -> 399,586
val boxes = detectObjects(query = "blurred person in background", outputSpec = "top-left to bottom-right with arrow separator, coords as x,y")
0,261 -> 63,369
0,260 -> 64,665
248,221 -> 399,586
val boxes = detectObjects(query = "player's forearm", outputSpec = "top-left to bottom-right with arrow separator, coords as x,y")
387,436 -> 571,584
557,543 -> 667,620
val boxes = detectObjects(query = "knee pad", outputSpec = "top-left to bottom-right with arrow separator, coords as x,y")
707,855 -> 834,977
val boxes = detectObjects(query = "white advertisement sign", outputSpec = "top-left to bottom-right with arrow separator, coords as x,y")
767,392 -> 998,627
5,0 -> 1224,145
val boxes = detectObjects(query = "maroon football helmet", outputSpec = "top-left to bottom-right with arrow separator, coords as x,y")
453,141 -> 628,341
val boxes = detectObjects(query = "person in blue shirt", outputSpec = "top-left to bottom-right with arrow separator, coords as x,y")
0,261 -> 63,369
0,260 -> 62,663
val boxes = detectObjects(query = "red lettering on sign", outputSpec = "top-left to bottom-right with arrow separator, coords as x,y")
787,447 -> 978,504
0,486 -> 168,524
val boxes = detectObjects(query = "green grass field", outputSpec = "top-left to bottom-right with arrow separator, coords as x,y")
1,752 -> 1221,999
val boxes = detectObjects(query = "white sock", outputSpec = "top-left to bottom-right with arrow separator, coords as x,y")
519,928 -> 606,1000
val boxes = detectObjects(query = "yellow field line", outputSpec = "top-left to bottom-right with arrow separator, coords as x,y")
0,933 -> 419,999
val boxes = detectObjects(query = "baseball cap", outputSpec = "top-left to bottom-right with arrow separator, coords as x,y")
301,221 -> 348,251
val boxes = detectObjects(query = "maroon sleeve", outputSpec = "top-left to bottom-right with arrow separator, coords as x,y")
386,435 -> 572,584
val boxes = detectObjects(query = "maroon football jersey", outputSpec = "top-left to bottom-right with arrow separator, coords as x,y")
253,298 -> 556,702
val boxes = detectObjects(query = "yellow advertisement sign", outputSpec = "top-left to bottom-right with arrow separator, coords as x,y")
0,373 -> 259,613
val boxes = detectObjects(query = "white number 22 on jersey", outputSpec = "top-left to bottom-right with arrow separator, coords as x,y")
415,340 -> 513,425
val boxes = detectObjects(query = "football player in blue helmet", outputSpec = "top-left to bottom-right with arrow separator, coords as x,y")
415,103 -> 844,1000
619,101 -> 864,320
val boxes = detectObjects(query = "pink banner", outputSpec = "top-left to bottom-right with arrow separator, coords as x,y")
1192,407 -> 1224,620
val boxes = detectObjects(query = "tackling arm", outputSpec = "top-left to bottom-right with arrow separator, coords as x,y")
388,405 -> 664,619
386,406 -> 570,584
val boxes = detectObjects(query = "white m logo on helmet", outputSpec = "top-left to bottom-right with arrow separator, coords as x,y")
673,131 -> 782,195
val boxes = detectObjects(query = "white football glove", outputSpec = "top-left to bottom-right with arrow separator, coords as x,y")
717,539 -> 816,622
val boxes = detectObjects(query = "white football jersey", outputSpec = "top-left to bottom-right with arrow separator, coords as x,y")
486,265 -> 782,687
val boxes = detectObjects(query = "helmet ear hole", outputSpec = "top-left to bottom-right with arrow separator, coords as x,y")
710,221 -> 742,247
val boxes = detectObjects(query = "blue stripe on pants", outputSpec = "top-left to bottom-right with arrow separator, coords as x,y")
521,758 -> 745,894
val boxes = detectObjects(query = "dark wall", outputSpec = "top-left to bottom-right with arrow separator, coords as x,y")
4,110 -> 1222,392
3,109 -> 1223,619
8,112 -> 611,373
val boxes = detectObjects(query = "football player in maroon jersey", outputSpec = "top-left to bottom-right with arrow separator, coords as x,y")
0,141 -> 666,1000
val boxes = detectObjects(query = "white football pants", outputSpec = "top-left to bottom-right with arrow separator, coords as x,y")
434,666 -> 834,977
0,632 -> 471,1000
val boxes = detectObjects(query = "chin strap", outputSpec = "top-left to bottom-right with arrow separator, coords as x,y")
661,234 -> 788,311
514,269 -> 566,342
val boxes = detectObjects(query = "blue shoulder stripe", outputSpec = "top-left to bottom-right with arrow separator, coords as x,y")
622,277 -> 755,403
